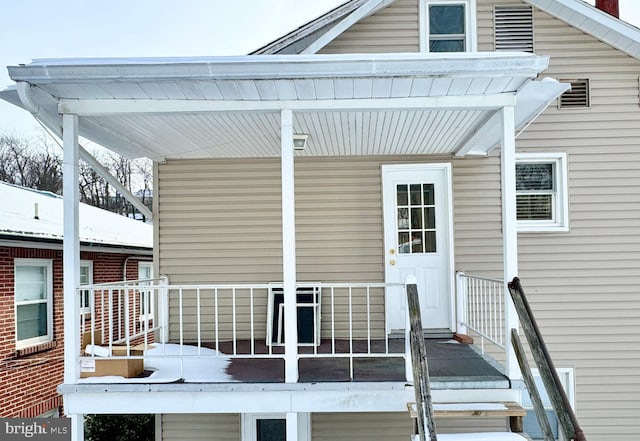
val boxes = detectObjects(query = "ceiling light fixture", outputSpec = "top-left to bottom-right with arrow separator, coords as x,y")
293,134 -> 309,150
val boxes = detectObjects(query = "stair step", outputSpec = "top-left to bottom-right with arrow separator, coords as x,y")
411,433 -> 529,441
407,401 -> 526,418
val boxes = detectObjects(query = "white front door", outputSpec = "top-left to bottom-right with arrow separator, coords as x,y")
382,163 -> 454,333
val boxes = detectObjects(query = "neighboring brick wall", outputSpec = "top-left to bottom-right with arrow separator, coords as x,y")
0,244 -> 150,417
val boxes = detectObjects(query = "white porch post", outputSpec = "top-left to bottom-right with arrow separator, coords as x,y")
62,114 -> 84,441
500,106 -> 520,380
281,109 -> 299,383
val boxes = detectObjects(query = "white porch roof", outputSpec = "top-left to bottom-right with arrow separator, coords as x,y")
2,52 -> 568,160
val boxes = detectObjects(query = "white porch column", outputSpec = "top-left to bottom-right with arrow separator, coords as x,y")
500,106 -> 520,380
281,109 -> 299,383
62,114 -> 84,441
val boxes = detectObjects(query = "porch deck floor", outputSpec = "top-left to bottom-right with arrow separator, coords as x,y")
217,338 -> 508,387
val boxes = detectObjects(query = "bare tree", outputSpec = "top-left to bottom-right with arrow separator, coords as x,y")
1,133 -> 152,220
0,134 -> 62,193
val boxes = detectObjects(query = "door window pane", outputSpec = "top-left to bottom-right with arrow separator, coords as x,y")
397,183 -> 436,254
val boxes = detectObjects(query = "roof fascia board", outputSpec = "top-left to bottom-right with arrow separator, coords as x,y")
251,0 -> 370,54
523,0 -> 640,59
58,94 -> 516,116
0,238 -> 152,255
7,53 -> 549,83
301,0 -> 398,54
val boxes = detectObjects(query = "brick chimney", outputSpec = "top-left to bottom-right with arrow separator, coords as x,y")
595,0 -> 619,18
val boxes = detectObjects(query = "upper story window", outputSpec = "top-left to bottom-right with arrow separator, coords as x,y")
516,153 -> 569,233
15,259 -> 53,349
420,0 -> 477,53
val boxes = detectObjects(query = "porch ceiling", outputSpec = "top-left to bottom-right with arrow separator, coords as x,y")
2,53 -> 568,161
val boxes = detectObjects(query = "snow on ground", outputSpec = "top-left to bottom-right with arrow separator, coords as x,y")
79,343 -> 234,383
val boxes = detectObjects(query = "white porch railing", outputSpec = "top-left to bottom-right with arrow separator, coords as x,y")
78,279 -> 407,382
456,272 -> 508,363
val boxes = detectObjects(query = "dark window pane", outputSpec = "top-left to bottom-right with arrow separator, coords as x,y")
429,39 -> 465,52
429,5 -> 465,34
257,419 -> 286,441
411,231 -> 423,253
424,231 -> 437,253
410,184 -> 422,205
397,184 -> 408,205
17,303 -> 47,340
424,207 -> 436,229
411,208 -> 423,229
423,184 -> 435,205
516,163 -> 554,191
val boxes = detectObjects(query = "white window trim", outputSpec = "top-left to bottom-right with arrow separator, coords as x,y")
80,260 -> 93,316
522,367 -> 575,441
419,0 -> 477,53
516,152 -> 569,233
241,413 -> 310,441
14,258 -> 54,350
138,261 -> 155,321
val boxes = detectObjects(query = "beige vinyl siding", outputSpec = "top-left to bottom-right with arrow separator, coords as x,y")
312,412 -> 507,439
312,412 -> 412,441
480,1 -> 640,439
319,0 -> 419,53
161,414 -> 239,441
158,155 -> 493,341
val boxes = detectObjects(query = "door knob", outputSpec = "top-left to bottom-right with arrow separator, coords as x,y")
390,259 -> 396,266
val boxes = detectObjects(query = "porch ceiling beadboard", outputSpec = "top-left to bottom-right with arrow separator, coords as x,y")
2,52 -> 567,160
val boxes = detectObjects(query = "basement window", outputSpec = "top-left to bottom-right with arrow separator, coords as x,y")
558,79 -> 590,108
522,368 -> 574,441
494,4 -> 534,53
516,153 -> 569,232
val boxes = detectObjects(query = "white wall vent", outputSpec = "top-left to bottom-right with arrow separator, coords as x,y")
494,5 -> 534,53
558,79 -> 590,108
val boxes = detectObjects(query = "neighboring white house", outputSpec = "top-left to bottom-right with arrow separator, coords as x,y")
1,0 -> 639,440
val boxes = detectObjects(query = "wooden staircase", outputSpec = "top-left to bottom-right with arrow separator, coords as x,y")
404,277 -> 588,441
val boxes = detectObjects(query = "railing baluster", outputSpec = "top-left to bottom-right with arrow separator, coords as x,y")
232,288 -> 237,356
197,287 -> 201,354
214,288 -> 219,355
250,288 -> 255,356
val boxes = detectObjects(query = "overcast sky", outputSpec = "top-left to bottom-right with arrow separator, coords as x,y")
1,0 -> 639,139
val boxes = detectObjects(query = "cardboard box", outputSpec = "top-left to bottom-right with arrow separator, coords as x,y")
80,331 -> 146,378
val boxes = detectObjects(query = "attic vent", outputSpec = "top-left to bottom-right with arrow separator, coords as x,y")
559,79 -> 590,108
494,5 -> 534,53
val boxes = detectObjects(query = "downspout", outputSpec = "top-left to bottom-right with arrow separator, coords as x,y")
15,81 -> 153,221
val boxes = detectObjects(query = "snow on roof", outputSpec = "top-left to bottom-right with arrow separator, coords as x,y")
0,181 -> 152,249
